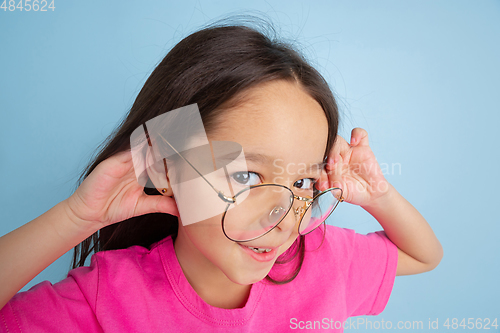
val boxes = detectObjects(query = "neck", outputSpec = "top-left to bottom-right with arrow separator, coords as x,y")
173,230 -> 252,309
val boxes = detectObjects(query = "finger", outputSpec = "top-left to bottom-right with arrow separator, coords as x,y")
330,180 -> 343,190
98,149 -> 135,180
114,149 -> 134,163
324,153 -> 346,190
116,148 -> 151,188
327,135 -> 349,166
326,174 -> 345,194
329,168 -> 345,189
350,127 -> 369,147
332,134 -> 349,153
136,194 -> 180,217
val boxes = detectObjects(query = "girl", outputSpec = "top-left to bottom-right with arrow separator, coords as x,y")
0,20 -> 442,332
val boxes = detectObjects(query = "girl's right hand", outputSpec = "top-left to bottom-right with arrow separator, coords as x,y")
64,149 -> 179,231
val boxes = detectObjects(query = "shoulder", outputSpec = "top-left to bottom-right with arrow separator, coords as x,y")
81,238 -> 168,289
0,238 -> 175,332
88,242 -> 155,270
302,224 -> 397,277
301,225 -> 398,316
75,238 -> 174,316
305,224 -> 395,257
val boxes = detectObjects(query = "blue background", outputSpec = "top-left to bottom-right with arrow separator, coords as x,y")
1,0 -> 499,330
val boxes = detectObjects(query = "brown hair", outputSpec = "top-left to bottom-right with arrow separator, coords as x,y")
70,17 -> 339,284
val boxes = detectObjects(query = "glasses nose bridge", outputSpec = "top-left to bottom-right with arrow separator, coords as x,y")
292,194 -> 313,222
270,191 -> 307,233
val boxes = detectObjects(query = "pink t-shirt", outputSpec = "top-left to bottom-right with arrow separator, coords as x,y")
0,225 -> 398,332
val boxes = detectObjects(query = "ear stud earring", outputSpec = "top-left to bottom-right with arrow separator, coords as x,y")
161,188 -> 167,194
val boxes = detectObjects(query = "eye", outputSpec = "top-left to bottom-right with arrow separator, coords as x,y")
293,178 -> 318,191
231,171 -> 261,186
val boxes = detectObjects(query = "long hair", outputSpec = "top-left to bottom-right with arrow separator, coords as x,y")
70,17 -> 339,284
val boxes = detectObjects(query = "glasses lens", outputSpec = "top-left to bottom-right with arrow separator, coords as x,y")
298,188 -> 343,235
223,185 -> 293,242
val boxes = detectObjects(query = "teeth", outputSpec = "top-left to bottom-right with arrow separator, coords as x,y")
249,247 -> 272,253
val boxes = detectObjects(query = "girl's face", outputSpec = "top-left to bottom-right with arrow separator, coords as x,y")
174,79 -> 329,287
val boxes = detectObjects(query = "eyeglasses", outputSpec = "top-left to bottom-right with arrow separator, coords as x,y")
158,134 -> 344,242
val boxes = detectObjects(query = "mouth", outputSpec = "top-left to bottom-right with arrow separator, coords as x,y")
247,246 -> 273,253
238,244 -> 280,262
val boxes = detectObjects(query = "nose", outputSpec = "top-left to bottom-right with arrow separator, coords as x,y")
275,198 -> 303,234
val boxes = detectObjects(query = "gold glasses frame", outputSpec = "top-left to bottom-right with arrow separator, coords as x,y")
157,133 -> 344,242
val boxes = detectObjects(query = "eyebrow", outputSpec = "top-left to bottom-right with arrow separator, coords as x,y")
243,152 -> 274,165
218,151 -> 326,173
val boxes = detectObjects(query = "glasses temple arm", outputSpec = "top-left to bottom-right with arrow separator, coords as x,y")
156,133 -> 235,203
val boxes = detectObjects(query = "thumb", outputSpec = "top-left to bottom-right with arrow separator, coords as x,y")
331,180 -> 343,190
350,127 -> 369,147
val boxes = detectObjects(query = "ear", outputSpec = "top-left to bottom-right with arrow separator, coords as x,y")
145,147 -> 174,196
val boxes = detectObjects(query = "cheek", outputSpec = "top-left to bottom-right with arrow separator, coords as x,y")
184,217 -> 235,259
170,167 -> 231,227
278,232 -> 300,257
184,217 -> 223,244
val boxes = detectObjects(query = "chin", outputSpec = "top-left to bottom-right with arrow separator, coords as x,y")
226,266 -> 273,285
231,275 -> 268,286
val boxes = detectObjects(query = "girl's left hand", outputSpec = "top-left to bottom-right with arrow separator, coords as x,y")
323,127 -> 390,207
